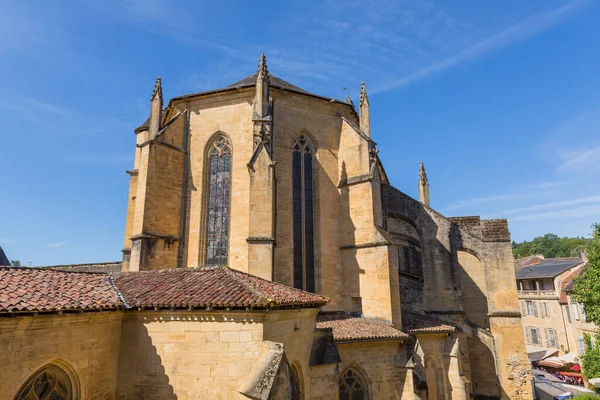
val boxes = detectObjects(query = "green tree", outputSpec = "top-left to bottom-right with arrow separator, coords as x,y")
572,224 -> 600,326
10,260 -> 20,267
513,233 -> 591,258
580,332 -> 600,381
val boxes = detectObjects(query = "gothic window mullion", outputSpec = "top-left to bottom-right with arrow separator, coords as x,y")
292,135 -> 315,292
205,136 -> 232,267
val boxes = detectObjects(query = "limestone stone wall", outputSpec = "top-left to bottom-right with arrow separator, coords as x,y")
310,340 -> 414,400
184,90 -> 255,271
115,309 -> 320,400
0,312 -> 123,399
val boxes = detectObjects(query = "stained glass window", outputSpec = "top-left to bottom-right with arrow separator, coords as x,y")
206,135 -> 232,266
339,368 -> 367,400
293,135 -> 315,292
15,364 -> 73,400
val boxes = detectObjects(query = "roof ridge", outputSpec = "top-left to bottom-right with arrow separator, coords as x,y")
109,274 -> 129,308
222,267 -> 274,307
0,266 -> 111,275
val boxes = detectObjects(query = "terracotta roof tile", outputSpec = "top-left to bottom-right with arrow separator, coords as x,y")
114,266 -> 329,309
38,261 -> 122,274
402,312 -> 456,334
316,312 -> 409,342
0,268 -> 121,313
559,268 -> 582,303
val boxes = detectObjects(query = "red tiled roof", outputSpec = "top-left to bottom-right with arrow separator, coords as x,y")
114,266 -> 329,309
316,312 -> 409,342
559,268 -> 582,304
402,312 -> 456,334
0,268 -> 121,313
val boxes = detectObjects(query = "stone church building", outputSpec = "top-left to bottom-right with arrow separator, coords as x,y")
0,55 -> 532,399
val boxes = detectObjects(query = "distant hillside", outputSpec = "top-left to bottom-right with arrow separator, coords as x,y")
512,233 -> 590,258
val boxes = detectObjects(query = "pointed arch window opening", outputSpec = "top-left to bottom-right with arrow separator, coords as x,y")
206,136 -> 232,267
15,364 -> 73,400
293,135 -> 315,292
339,368 -> 367,400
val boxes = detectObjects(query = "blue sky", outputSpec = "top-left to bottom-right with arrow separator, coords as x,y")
1,0 -> 599,265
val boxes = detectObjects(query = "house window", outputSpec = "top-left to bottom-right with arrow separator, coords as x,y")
339,368 -> 367,400
545,328 -> 558,348
565,305 -> 572,323
205,135 -> 232,266
540,302 -> 550,318
15,364 -> 73,400
572,303 -> 580,321
293,135 -> 315,292
526,326 -> 542,346
526,301 -> 538,317
578,337 -> 585,355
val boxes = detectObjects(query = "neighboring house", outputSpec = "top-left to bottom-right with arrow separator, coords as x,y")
0,55 -> 533,400
561,269 -> 598,358
516,257 -> 585,356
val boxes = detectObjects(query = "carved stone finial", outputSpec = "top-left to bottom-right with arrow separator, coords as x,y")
359,82 -> 369,107
151,77 -> 162,102
252,54 -> 273,158
359,82 -> 370,137
419,162 -> 430,207
257,53 -> 269,83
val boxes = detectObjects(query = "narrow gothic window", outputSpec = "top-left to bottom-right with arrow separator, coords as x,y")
339,368 -> 367,400
15,364 -> 73,400
293,135 -> 315,292
205,135 -> 232,266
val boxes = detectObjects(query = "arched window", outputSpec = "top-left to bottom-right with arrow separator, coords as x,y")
290,363 -> 303,400
205,135 -> 232,266
292,134 -> 315,292
339,367 -> 368,400
15,364 -> 73,400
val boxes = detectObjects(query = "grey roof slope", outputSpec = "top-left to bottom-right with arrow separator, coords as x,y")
516,258 -> 582,279
0,246 -> 9,266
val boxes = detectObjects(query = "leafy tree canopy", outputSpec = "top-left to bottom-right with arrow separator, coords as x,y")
512,233 -> 590,258
10,260 -> 20,267
572,224 -> 600,327
580,332 -> 600,381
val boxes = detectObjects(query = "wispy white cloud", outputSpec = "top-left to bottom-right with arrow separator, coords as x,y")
557,147 -> 600,174
45,241 -> 67,248
497,195 -> 600,216
510,204 -> 600,222
445,192 -> 548,211
372,0 -> 586,93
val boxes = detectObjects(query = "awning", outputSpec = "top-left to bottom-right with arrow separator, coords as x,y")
538,357 -> 566,369
589,378 -> 600,388
557,352 -> 579,364
527,346 -> 558,362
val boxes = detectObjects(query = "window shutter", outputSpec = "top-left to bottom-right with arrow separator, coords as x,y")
526,327 -> 532,345
565,305 -> 572,323
572,304 -> 580,320
536,328 -> 542,345
545,303 -> 550,318
545,328 -> 550,347
520,301 -> 527,316
532,301 -> 538,317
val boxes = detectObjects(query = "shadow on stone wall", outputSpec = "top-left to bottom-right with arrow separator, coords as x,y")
115,322 -> 176,399
381,184 -> 506,400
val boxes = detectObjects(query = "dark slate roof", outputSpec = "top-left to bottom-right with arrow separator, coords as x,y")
0,268 -> 121,312
316,312 -> 409,342
170,72 -> 352,106
114,266 -> 329,309
515,258 -> 582,279
0,246 -> 9,266
402,311 -> 456,334
38,261 -> 122,274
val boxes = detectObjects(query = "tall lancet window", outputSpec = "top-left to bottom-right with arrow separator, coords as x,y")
206,135 -> 232,266
293,134 -> 315,292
